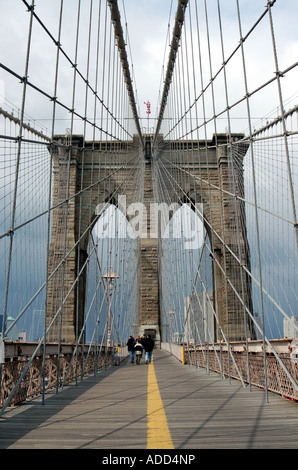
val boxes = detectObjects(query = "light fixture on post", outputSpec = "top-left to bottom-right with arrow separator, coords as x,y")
103,266 -> 119,348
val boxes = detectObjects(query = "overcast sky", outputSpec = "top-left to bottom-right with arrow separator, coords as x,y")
121,0 -> 298,127
0,0 -> 175,135
0,0 -> 297,136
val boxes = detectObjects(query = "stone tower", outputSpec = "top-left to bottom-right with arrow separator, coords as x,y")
46,134 -> 254,344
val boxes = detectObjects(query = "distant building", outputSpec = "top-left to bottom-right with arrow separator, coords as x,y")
172,332 -> 182,344
184,291 -> 215,344
283,316 -> 298,339
18,331 -> 28,342
6,316 -> 18,341
0,315 -> 18,340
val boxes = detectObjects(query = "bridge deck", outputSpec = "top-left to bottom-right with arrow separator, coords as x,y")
0,349 -> 297,450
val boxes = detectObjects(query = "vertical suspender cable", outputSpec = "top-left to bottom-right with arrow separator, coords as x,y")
42,0 -> 64,404
0,0 -> 35,392
236,0 -> 268,401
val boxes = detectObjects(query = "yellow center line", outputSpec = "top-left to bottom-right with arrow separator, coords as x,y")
147,356 -> 174,449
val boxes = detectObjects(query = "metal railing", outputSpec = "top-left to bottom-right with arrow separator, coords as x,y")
0,342 -> 128,409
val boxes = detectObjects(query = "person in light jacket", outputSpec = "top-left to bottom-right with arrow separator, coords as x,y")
134,339 -> 144,365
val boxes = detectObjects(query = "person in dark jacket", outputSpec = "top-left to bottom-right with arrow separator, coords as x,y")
145,335 -> 154,364
140,335 -> 147,348
127,336 -> 135,363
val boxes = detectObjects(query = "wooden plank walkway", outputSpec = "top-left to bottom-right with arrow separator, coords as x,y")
0,348 -> 297,449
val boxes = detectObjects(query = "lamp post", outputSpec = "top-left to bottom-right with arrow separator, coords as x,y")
168,309 -> 175,343
132,323 -> 138,339
103,266 -> 119,347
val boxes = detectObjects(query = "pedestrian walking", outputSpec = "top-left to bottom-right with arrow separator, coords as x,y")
140,335 -> 147,348
145,335 -> 154,364
134,339 -> 144,364
127,335 -> 135,363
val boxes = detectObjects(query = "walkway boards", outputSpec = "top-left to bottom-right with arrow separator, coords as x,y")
0,348 -> 297,449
